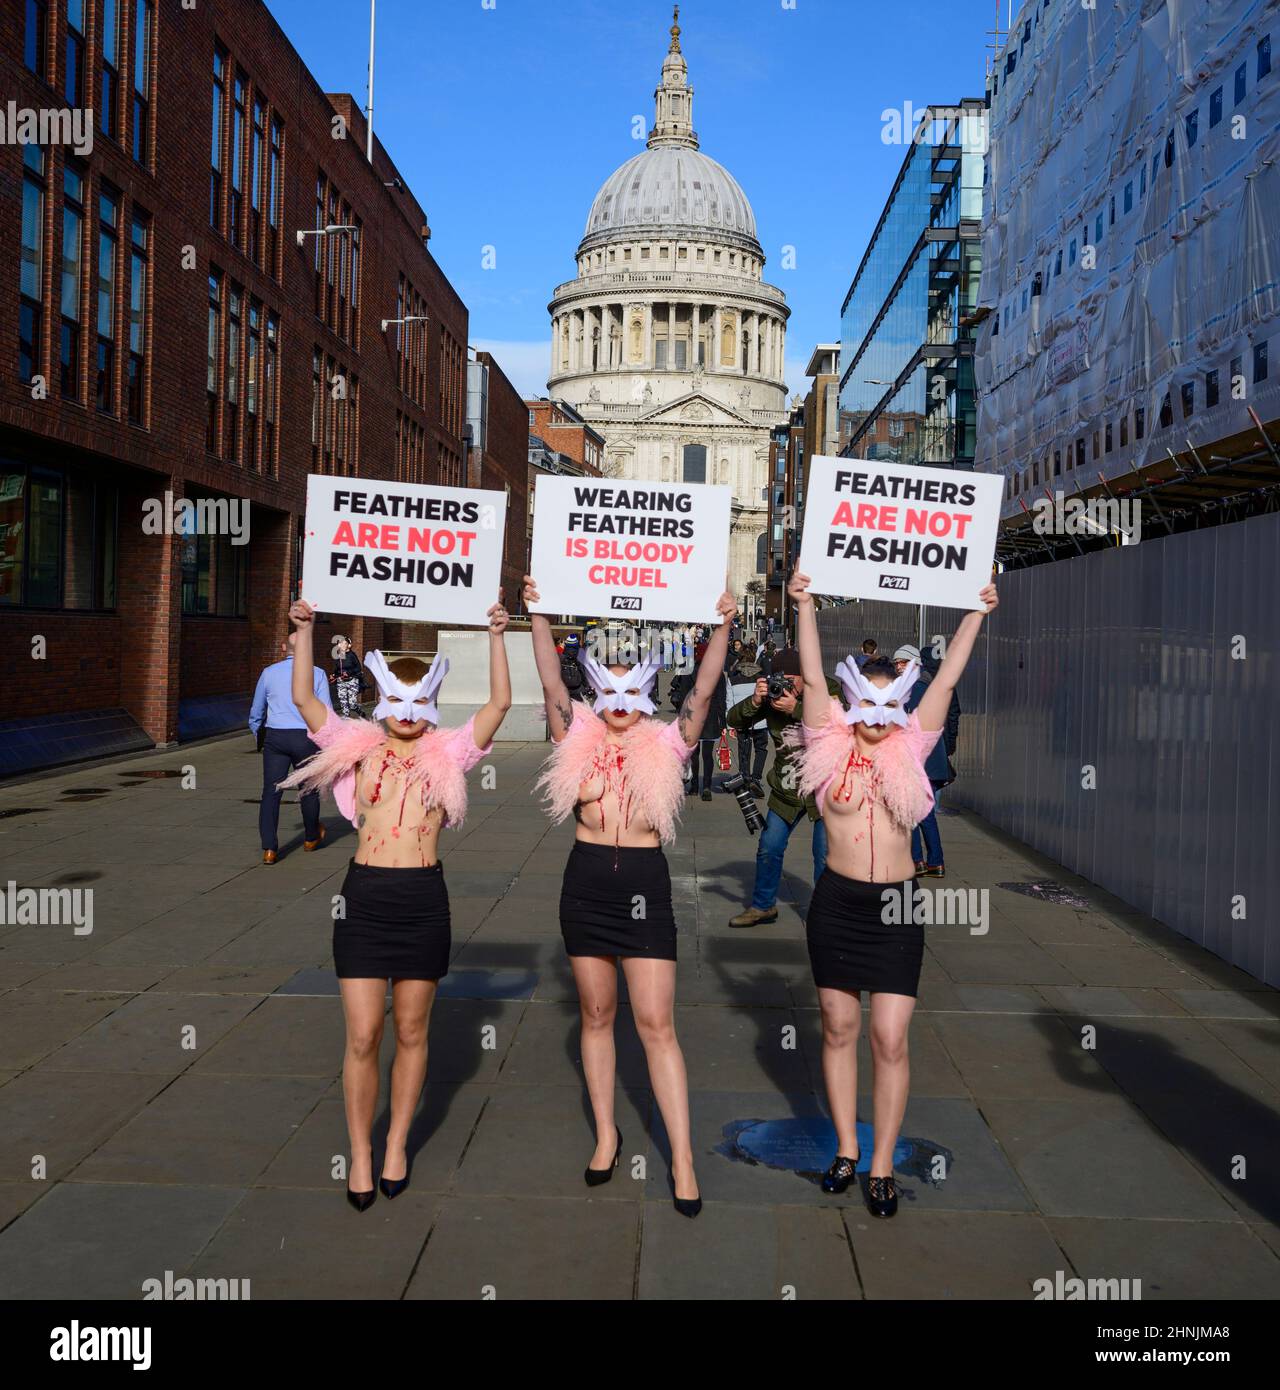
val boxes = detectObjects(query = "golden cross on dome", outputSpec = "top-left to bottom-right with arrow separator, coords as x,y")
670,5 -> 681,53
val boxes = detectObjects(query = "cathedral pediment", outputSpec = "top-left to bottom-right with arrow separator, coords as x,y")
638,390 -> 754,426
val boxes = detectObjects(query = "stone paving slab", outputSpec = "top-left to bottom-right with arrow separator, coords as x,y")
0,1182 -> 246,1300
0,733 -> 1276,1299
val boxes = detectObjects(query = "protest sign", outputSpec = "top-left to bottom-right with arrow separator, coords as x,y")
301,476 -> 507,625
527,476 -> 731,623
798,455 -> 1002,610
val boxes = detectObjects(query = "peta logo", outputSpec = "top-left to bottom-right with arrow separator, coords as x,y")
610,595 -> 642,611
384,592 -> 417,608
879,575 -> 910,590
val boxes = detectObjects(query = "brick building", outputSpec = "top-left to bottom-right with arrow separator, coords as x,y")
467,349 -> 530,604
0,0 -> 474,775
524,397 -> 605,475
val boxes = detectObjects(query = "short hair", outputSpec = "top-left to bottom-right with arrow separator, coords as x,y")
861,638 -> 878,654
388,656 -> 429,682
860,655 -> 898,682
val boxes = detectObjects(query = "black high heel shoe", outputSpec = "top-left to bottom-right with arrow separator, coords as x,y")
379,1169 -> 410,1200
668,1169 -> 702,1218
865,1174 -> 899,1218
584,1128 -> 622,1187
821,1153 -> 860,1195
346,1186 -> 376,1213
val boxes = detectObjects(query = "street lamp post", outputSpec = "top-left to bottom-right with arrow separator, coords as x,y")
296,224 -> 358,251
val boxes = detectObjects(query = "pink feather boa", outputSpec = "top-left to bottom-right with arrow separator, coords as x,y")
783,697 -> 939,831
276,710 -> 481,829
535,703 -> 690,845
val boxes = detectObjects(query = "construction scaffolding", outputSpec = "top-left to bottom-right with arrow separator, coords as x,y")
976,0 -> 1280,533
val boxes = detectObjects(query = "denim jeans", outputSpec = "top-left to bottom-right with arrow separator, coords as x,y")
752,809 -> 828,910
910,781 -> 947,866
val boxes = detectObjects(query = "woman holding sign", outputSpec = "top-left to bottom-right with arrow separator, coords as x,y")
787,569 -> 997,1219
523,574 -> 737,1219
280,595 -> 512,1212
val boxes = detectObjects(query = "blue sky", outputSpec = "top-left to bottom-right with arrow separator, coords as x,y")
268,0 -> 999,397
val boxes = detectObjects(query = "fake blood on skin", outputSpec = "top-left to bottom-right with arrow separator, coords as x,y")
835,748 -> 882,879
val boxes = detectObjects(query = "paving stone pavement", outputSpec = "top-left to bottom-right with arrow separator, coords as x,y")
0,731 -> 1277,1301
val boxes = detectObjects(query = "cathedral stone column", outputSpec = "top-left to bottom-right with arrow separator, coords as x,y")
748,312 -> 759,375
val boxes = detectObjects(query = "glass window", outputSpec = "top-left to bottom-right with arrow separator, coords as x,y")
1185,109 -> 1199,146
132,0 -> 152,165
25,0 -> 49,76
225,284 -> 241,458
206,270 -> 221,450
1236,62 -> 1247,105
128,211 -> 149,424
1260,35 -> 1272,81
1254,341 -> 1268,383
1124,182 -> 1133,214
230,72 -> 246,248
20,144 -> 46,385
1209,86 -> 1223,127
96,186 -> 119,413
65,0 -> 85,107
1206,368 -> 1219,408
1181,382 -> 1194,417
61,165 -> 85,401
100,0 -> 119,138
211,47 -> 226,228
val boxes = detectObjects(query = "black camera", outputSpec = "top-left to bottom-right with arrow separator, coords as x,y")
765,672 -> 796,701
723,773 -> 766,834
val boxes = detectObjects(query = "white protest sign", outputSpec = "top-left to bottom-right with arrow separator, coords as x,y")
301,475 -> 506,626
528,476 -> 731,624
798,455 -> 1002,610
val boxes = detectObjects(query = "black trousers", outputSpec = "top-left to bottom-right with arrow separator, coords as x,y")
737,726 -> 769,781
686,739 -> 716,792
259,727 -> 321,851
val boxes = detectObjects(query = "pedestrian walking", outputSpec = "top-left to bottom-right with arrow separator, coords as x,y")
248,629 -> 333,865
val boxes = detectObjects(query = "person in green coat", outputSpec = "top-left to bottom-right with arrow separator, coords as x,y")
725,648 -> 842,928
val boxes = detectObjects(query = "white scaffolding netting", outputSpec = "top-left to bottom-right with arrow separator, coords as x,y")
975,0 -> 1280,510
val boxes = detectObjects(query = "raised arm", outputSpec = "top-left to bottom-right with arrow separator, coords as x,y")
472,593 -> 513,747
523,574 -> 574,740
676,589 -> 737,746
787,570 -> 831,731
287,600 -> 331,735
916,583 -> 998,732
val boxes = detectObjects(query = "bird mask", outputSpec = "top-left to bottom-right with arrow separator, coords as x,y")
835,657 -> 918,729
364,649 -> 449,724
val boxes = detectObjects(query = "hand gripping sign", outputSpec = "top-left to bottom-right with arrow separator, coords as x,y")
527,476 -> 732,624
301,476 -> 507,625
797,455 -> 1003,610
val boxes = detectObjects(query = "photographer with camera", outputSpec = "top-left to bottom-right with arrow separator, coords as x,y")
726,648 -> 841,928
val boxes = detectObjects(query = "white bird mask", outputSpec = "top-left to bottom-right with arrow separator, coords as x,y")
579,652 -> 662,716
835,657 -> 919,729
364,649 -> 449,725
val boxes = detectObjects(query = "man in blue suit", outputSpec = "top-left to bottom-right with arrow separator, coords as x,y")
249,630 -> 333,864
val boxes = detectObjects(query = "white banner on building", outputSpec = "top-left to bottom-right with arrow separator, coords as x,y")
798,455 -> 1002,610
527,476 -> 731,623
301,475 -> 507,625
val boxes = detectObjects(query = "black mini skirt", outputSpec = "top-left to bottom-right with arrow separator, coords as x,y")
334,858 -> 451,981
806,869 -> 922,996
560,841 -> 677,961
